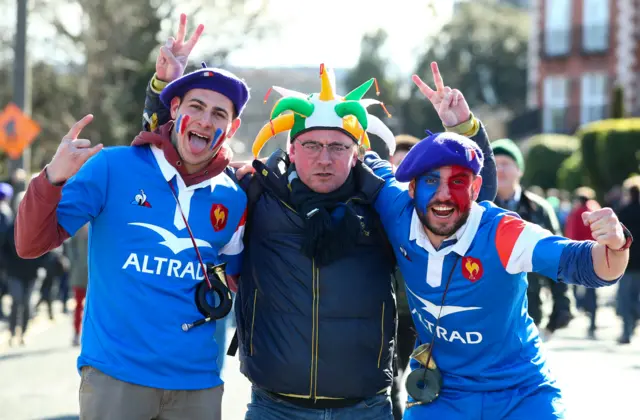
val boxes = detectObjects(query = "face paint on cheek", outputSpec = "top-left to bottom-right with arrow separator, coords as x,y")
175,114 -> 190,135
209,128 -> 225,151
448,166 -> 474,213
415,173 -> 440,212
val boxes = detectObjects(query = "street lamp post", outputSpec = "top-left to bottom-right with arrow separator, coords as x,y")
9,0 -> 31,176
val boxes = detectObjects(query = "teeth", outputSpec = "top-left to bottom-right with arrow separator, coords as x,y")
433,206 -> 453,211
190,132 -> 209,140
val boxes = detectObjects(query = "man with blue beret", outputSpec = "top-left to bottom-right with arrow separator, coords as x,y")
15,14 -> 247,419
365,82 -> 632,418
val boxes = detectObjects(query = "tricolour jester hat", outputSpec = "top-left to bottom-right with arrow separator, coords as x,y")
252,63 -> 396,158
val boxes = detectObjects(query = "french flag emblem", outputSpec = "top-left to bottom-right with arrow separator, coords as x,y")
465,148 -> 476,161
203,71 -> 214,77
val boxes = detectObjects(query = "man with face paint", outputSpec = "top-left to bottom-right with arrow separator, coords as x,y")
14,15 -> 248,420
365,118 -> 632,419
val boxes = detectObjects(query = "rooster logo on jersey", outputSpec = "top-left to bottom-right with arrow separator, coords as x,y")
210,204 -> 228,232
131,189 -> 152,208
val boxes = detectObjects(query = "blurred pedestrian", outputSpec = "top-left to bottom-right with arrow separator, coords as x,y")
616,182 -> 640,344
492,138 -> 573,338
564,187 -> 601,338
67,223 -> 89,346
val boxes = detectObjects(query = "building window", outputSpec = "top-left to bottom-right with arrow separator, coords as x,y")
580,73 -> 608,125
544,0 -> 571,56
543,76 -> 568,132
582,0 -> 610,53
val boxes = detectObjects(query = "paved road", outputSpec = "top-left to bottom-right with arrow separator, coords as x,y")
1,292 -> 639,420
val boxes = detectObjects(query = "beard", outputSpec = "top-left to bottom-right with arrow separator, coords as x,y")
417,204 -> 471,238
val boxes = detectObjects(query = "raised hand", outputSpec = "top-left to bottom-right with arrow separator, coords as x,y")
46,115 -> 103,185
412,62 -> 471,127
582,208 -> 626,250
156,13 -> 205,83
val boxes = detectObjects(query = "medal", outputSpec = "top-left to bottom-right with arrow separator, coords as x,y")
406,343 -> 442,406
406,367 -> 443,406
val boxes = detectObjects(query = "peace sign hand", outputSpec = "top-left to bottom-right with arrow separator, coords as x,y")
46,115 -> 103,185
156,13 -> 205,83
412,62 -> 471,127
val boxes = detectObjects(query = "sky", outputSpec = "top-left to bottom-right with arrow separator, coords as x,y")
224,0 -> 454,75
3,0 -> 453,76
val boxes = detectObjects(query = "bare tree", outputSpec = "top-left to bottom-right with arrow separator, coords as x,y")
12,0 -> 275,164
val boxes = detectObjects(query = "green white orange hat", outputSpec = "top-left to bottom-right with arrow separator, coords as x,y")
252,63 -> 396,158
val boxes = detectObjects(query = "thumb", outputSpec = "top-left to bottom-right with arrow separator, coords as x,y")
582,211 -> 592,226
86,144 -> 103,159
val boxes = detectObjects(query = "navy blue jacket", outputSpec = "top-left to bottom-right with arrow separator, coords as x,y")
236,160 -> 397,399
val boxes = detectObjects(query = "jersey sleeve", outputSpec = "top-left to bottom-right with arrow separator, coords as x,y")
363,152 -> 411,222
57,151 -> 109,237
218,208 -> 246,276
494,213 -> 568,280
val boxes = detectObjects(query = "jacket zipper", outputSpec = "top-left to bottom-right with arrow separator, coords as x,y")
309,258 -> 318,398
312,262 -> 320,400
250,289 -> 257,356
377,302 -> 385,368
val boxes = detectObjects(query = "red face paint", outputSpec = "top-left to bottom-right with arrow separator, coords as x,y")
447,165 -> 474,214
175,114 -> 190,135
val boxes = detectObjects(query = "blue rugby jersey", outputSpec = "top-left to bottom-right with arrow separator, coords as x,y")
57,145 -> 247,390
368,157 -> 614,393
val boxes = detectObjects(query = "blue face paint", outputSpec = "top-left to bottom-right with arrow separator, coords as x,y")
209,128 -> 224,151
415,171 -> 440,212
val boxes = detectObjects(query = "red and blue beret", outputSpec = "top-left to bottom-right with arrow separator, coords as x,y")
160,63 -> 250,117
395,131 -> 484,182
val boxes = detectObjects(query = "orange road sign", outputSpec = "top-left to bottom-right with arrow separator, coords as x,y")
0,103 -> 41,159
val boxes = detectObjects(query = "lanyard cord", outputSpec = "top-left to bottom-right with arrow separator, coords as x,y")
422,255 -> 461,375
167,180 -> 213,290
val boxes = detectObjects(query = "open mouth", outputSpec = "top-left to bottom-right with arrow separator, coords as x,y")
187,131 -> 211,155
430,205 -> 455,218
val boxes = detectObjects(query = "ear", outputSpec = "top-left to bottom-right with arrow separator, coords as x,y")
351,147 -> 358,167
170,97 -> 181,120
408,180 -> 416,199
288,141 -> 296,164
471,175 -> 483,201
226,118 -> 241,139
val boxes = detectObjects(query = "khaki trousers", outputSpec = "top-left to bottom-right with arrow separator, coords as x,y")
79,366 -> 223,420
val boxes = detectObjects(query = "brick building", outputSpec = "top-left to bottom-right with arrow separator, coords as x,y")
511,0 -> 640,138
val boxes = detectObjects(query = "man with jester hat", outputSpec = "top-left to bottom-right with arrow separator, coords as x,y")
143,41 -> 497,418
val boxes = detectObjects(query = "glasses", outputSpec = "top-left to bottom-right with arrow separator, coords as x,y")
298,140 -> 353,156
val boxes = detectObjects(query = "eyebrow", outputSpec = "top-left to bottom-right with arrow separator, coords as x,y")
188,98 -> 230,118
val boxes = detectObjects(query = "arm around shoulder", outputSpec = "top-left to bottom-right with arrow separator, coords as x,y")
142,73 -> 171,132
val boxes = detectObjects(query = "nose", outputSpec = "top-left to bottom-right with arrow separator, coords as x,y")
317,146 -> 332,164
434,182 -> 452,201
197,116 -> 214,130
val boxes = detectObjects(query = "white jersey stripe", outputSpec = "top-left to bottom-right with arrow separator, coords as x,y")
219,225 -> 245,256
505,222 -> 552,274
